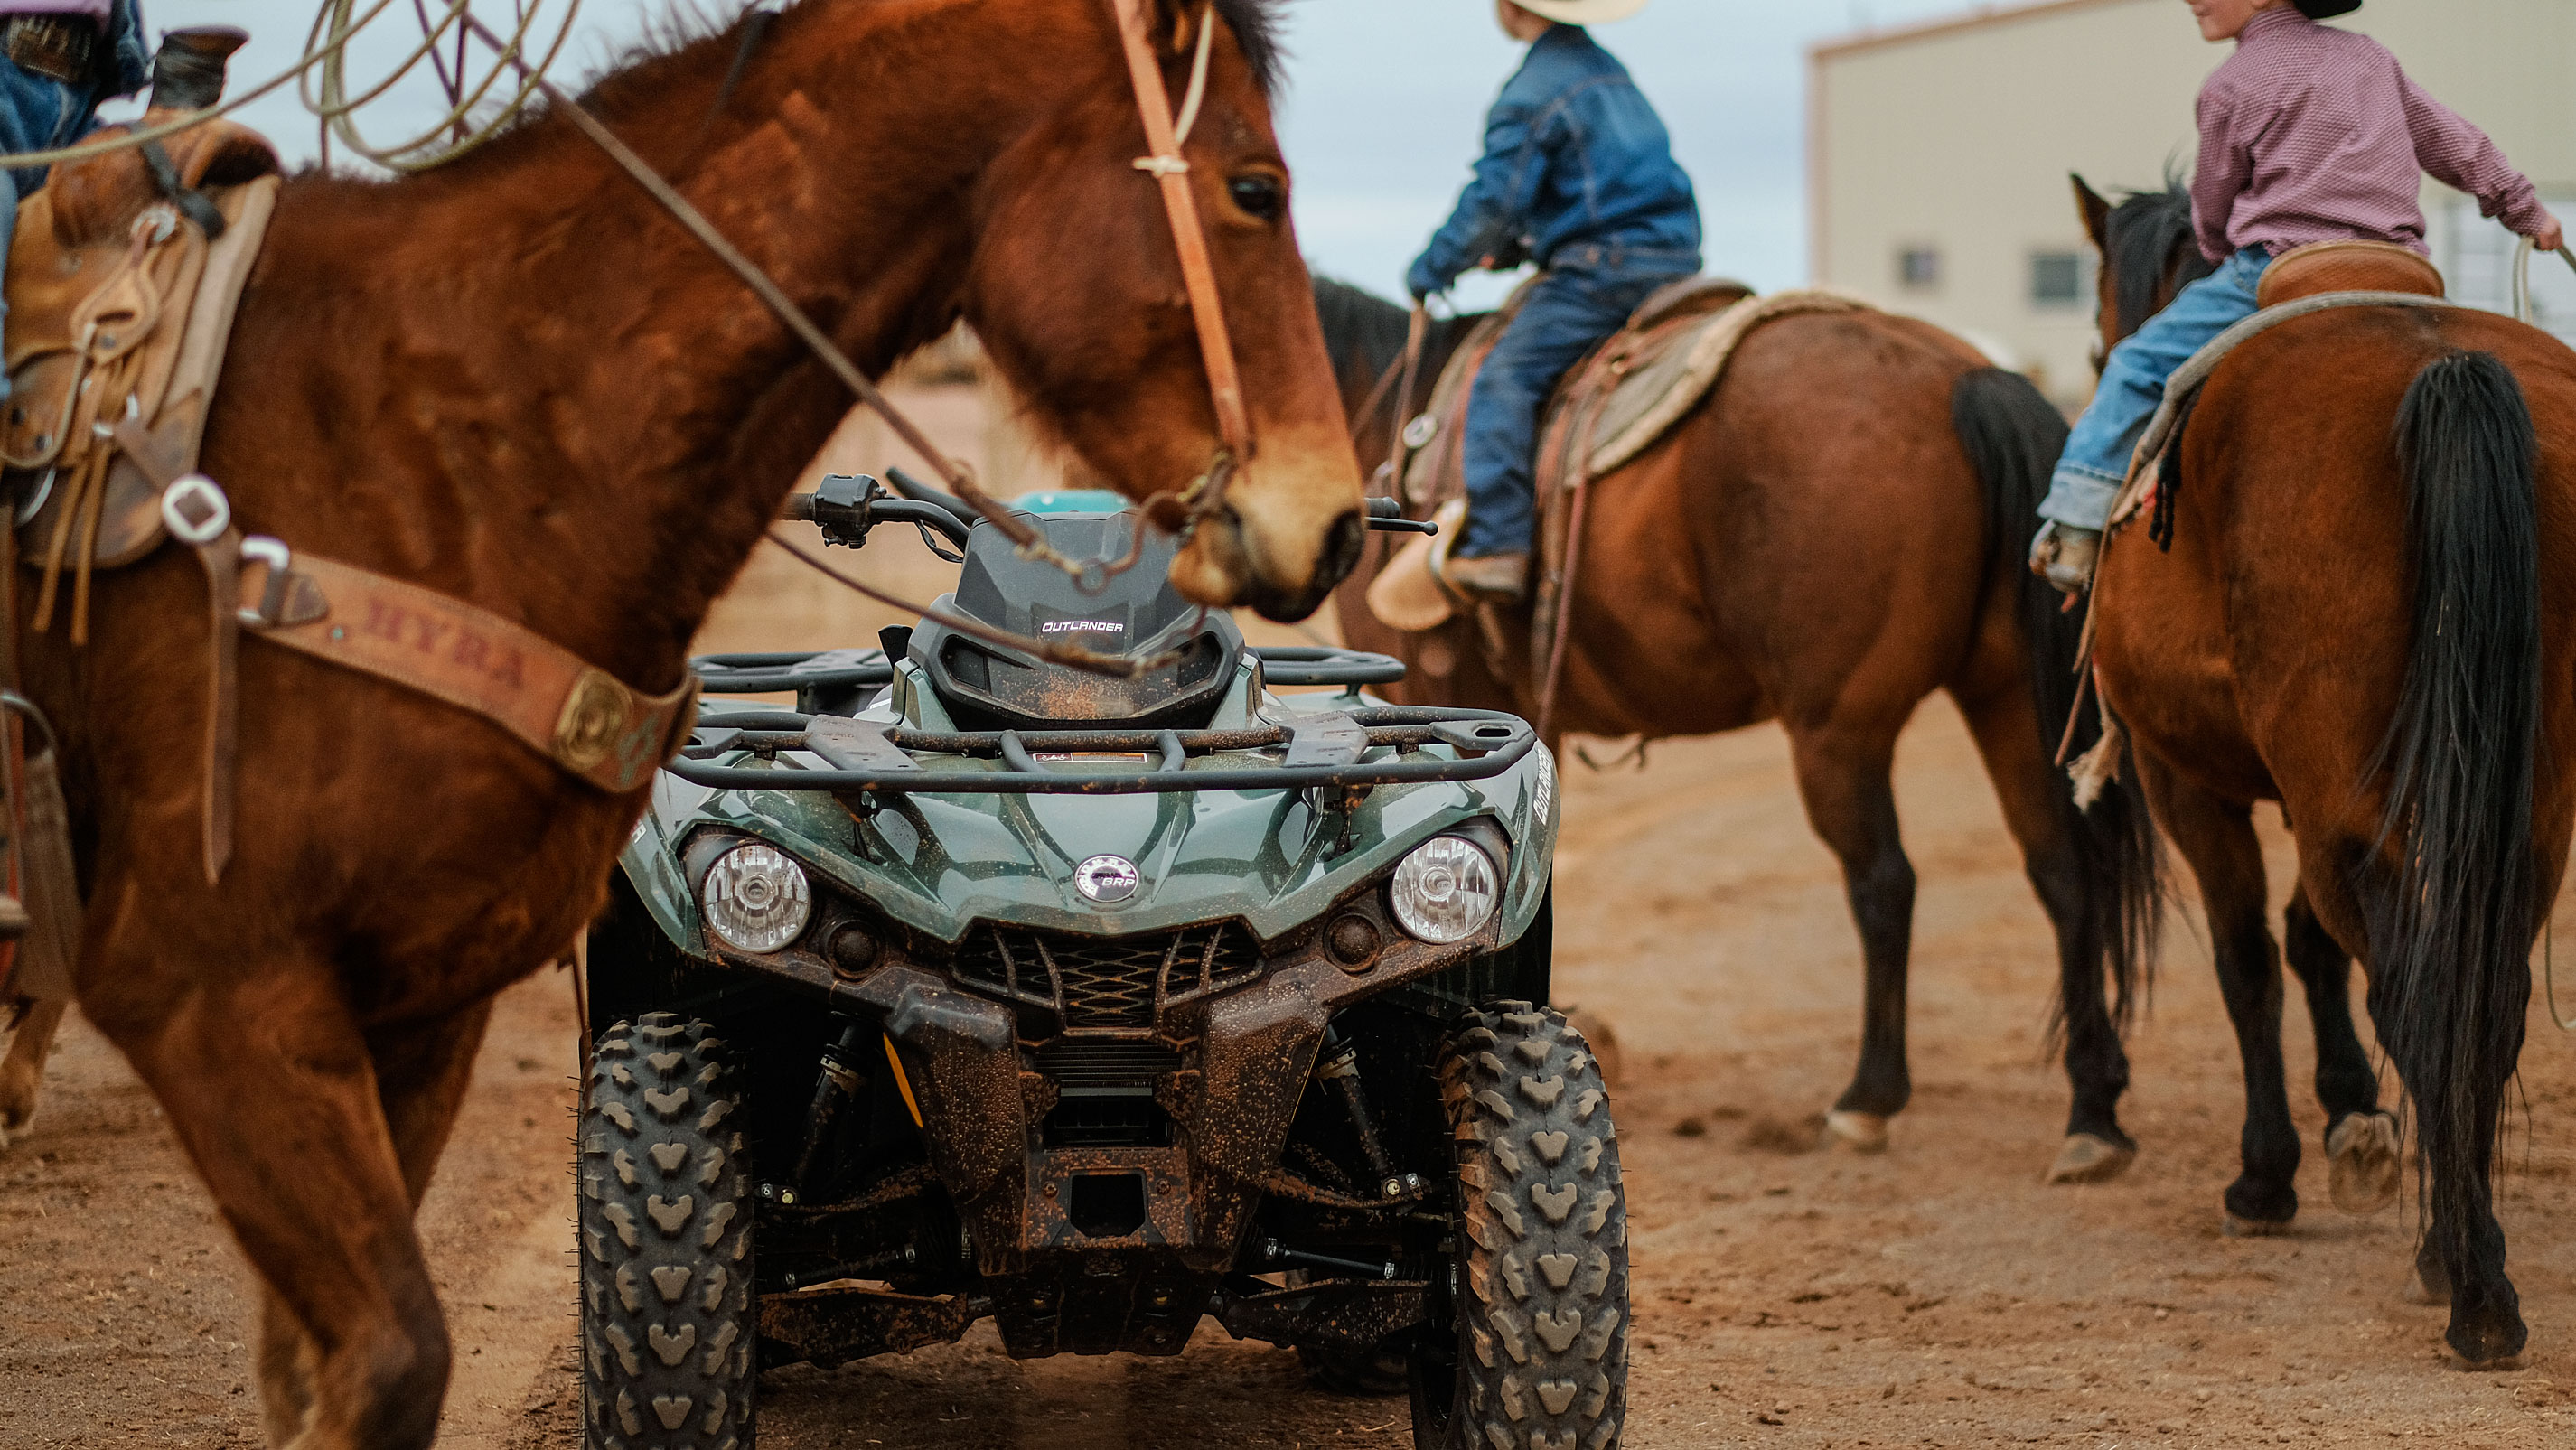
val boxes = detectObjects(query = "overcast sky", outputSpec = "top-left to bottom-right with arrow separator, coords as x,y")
135,0 -> 1979,305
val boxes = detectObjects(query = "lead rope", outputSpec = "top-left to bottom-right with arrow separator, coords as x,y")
2549,921 -> 2576,1034
2510,237 -> 2576,325
2510,236 -> 2576,1033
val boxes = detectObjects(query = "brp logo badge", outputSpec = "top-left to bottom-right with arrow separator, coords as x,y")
1073,855 -> 1141,904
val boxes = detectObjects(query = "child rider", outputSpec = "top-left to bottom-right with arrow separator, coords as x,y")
1407,0 -> 1701,603
2029,0 -> 2563,593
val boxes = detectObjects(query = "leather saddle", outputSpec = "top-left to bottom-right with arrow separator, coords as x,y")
5,115 -> 280,605
2255,239 -> 2445,309
1373,281 -> 1875,661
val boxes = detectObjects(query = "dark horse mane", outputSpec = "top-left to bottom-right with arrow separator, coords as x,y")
2102,178 -> 2218,337
1309,275 -> 1483,429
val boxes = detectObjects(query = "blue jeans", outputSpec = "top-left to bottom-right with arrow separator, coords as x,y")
1461,254 -> 1693,557
0,60 -> 110,402
2038,246 -> 2273,531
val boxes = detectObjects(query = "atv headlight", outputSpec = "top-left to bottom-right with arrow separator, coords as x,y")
699,843 -> 812,954
1389,836 -> 1500,945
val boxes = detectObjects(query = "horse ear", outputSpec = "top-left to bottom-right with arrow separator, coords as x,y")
1143,0 -> 1202,55
2072,174 -> 2112,251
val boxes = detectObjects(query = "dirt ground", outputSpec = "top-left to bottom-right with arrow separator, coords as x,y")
5,386 -> 2576,1448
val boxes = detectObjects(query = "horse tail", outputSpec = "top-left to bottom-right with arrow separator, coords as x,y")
2366,350 -> 2540,1301
1951,366 -> 2161,1032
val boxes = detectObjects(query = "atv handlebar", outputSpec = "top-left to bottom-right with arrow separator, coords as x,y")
662,706 -> 1537,797
774,479 -> 1437,539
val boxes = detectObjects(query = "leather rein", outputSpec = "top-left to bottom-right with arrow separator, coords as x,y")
56,0 -> 1265,884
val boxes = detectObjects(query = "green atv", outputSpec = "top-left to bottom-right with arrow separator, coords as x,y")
577,474 -> 1626,1449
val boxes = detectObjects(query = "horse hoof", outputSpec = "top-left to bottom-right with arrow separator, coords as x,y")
2223,1211 -> 2293,1239
2043,1133 -> 2137,1185
2326,1111 -> 2402,1214
1821,1109 -> 1889,1154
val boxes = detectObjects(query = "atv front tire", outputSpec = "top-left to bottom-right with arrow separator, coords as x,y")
1411,1002 -> 1628,1450
579,1014 -> 757,1450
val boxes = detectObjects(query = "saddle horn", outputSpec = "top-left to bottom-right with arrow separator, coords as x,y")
147,26 -> 250,113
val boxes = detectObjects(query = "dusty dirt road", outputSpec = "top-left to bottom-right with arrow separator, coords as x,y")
5,386 -> 2576,1448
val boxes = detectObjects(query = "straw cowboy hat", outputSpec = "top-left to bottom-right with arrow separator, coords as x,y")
1511,0 -> 1651,25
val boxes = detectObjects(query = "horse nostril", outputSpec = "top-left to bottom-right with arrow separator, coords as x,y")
1316,509 -> 1365,594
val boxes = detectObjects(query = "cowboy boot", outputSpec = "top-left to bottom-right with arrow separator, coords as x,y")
2029,520 -> 2101,596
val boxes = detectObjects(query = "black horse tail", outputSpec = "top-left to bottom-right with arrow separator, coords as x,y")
1951,367 -> 2161,1034
2365,350 -> 2540,1360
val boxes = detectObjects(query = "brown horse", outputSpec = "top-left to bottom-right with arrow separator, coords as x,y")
2080,179 -> 2576,1367
1312,278 -> 2159,1179
3,3 -> 1360,1445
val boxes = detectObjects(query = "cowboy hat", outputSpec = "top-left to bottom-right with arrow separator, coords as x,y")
1510,0 -> 1651,25
2292,0 -> 2362,17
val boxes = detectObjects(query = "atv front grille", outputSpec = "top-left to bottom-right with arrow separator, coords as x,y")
1031,1042 -> 1184,1098
951,922 -> 1262,1033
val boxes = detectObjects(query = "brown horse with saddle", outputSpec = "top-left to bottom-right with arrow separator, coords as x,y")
1313,275 -> 2161,1182
0,1 -> 1362,1444
2075,176 -> 2576,1368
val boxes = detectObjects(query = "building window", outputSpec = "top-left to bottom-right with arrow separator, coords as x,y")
2030,251 -> 2085,308
1897,246 -> 1941,291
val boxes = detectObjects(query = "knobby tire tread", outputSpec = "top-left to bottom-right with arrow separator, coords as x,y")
579,1014 -> 757,1450
1426,1002 -> 1629,1450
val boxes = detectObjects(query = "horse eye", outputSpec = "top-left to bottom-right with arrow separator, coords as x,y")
1228,174 -> 1284,223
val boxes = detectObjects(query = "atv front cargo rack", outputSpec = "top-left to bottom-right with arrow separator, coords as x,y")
665,706 -> 1538,796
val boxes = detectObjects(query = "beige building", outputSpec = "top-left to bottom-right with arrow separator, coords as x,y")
1810,0 -> 2576,407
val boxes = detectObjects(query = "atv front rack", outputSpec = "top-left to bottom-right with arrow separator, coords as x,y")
665,706 -> 1538,796
688,644 -> 1409,697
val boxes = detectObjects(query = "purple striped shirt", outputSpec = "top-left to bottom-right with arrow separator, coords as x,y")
2191,8 -> 2550,263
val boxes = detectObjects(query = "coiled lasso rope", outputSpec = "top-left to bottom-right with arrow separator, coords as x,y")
0,0 -> 580,174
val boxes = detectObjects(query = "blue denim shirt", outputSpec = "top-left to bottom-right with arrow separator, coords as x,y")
1409,25 -> 1700,298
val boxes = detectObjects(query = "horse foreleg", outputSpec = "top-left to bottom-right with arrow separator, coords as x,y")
1788,725 -> 1916,1153
1951,678 -> 2138,1185
250,999 -> 497,1445
2281,886 -> 2398,1214
0,996 -> 70,1148
2139,758 -> 2300,1233
103,965 -> 453,1450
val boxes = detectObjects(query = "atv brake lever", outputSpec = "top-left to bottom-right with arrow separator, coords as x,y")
1364,497 -> 1436,535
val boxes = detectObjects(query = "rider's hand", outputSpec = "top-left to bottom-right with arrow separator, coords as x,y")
1406,256 -> 1444,303
2534,217 -> 2566,254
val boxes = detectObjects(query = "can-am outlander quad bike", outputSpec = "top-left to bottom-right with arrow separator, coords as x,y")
579,474 -> 1625,1450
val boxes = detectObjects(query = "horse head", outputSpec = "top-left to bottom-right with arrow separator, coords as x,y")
956,0 -> 1365,620
2072,173 -> 2216,366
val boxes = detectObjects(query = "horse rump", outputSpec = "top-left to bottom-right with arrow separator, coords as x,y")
1950,367 -> 2160,1033
2363,348 -> 2541,1361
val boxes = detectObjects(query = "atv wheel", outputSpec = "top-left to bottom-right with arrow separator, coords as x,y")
578,1014 -> 757,1450
1410,1002 -> 1628,1450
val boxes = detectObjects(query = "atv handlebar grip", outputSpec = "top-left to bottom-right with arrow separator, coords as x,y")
779,493 -> 818,521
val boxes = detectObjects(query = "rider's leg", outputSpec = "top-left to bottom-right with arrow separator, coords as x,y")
2031,246 -> 2273,586
1457,264 -> 1678,583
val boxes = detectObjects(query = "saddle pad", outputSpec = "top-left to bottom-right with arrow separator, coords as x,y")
2105,289 -> 2463,535
1582,287 -> 1869,479
5,118 -> 282,570
2256,239 -> 2443,310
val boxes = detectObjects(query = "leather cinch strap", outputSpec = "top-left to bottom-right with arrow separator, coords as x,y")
244,551 -> 699,795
